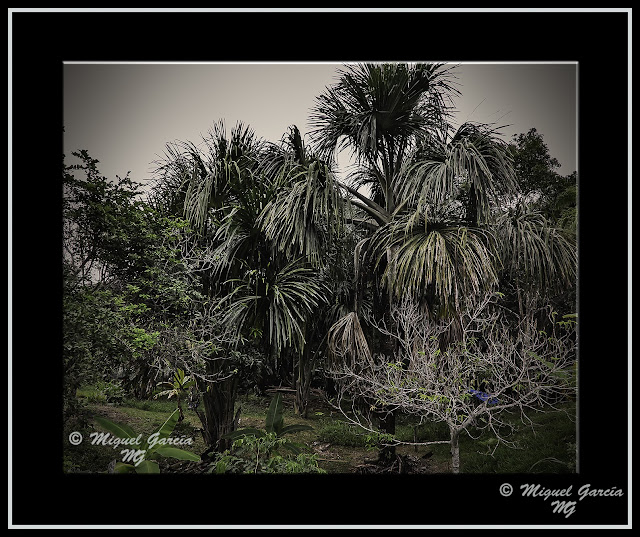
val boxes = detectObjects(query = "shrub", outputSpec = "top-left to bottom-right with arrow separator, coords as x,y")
316,420 -> 368,448
91,380 -> 126,405
210,433 -> 326,474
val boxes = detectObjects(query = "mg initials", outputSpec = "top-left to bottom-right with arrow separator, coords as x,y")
551,500 -> 577,518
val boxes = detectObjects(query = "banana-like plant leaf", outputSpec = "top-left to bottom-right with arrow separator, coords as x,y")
153,388 -> 173,399
94,416 -> 138,440
141,409 -> 180,452
153,446 -> 201,462
155,409 -> 180,441
279,424 -> 314,436
265,393 -> 284,435
113,462 -> 136,473
135,460 -> 160,474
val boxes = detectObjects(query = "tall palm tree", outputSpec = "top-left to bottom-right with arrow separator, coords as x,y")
258,125 -> 353,415
299,62 -> 575,462
307,65 -> 517,307
308,64 -> 498,458
309,62 -> 456,215
150,121 -> 328,449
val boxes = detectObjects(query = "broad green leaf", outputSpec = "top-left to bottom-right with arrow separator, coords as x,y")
154,446 -> 201,462
280,424 -> 314,436
94,416 -> 138,439
135,460 -> 160,474
141,409 -> 180,452
113,462 -> 136,473
155,409 -> 180,441
153,388 -> 173,399
265,393 -> 284,435
222,427 -> 266,440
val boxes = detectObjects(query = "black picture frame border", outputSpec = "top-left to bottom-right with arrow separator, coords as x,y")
9,8 -> 630,528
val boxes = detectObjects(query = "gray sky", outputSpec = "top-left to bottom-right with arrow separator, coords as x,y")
63,62 -> 577,186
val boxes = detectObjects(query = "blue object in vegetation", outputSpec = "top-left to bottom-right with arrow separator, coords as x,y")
467,389 -> 499,405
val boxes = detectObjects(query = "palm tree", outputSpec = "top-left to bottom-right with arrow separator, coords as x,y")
300,62 -> 575,463
493,202 -> 577,318
307,64 -> 493,458
309,63 -> 456,215
258,125 -> 351,416
151,121 -> 330,447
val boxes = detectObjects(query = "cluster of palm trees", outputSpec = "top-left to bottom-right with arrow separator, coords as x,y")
148,62 -> 576,457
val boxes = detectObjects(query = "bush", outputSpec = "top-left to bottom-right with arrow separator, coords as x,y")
316,420 -> 368,448
80,381 -> 126,405
209,433 -> 326,474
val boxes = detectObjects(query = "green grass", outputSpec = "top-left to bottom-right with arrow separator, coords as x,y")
65,386 -> 207,473
76,384 -> 108,404
458,406 -> 577,473
66,386 -> 576,474
121,396 -> 183,414
315,419 -> 369,448
393,403 -> 576,473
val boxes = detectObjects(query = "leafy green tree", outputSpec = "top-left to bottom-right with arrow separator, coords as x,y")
509,128 -> 561,201
63,150 -> 206,423
63,151 -> 155,419
63,150 -> 171,285
508,128 -> 577,232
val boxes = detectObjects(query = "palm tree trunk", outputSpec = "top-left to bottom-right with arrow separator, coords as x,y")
467,183 -> 478,226
196,358 -> 239,452
294,333 -> 313,418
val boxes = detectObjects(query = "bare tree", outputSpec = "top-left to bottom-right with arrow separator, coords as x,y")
327,293 -> 577,473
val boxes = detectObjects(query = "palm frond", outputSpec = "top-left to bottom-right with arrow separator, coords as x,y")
370,213 -> 500,309
397,122 -> 518,225
154,121 -> 267,234
219,259 -> 328,353
494,206 -> 577,291
309,62 -> 457,166
327,311 -> 373,369
259,129 -> 349,266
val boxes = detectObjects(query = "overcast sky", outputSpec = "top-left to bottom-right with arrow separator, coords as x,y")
63,62 -> 577,187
